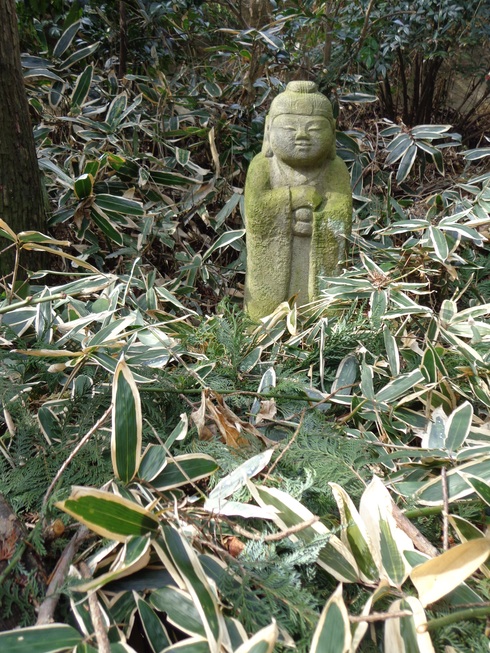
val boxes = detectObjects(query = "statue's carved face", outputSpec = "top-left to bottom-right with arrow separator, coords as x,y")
269,114 -> 334,168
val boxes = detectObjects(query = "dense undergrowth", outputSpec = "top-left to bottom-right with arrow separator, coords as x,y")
1,1 -> 490,652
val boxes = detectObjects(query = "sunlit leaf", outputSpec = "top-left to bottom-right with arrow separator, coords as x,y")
410,538 -> 490,606
311,585 -> 351,653
56,486 -> 159,542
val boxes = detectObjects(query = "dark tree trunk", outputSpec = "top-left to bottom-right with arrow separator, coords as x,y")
0,0 -> 46,280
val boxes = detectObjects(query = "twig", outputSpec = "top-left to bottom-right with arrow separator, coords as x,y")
391,503 -> 439,558
79,562 -> 111,653
423,605 -> 490,632
42,406 -> 112,510
264,410 -> 305,480
349,610 -> 412,624
0,292 -> 68,315
230,516 -> 319,542
441,466 -> 449,551
36,526 -> 89,625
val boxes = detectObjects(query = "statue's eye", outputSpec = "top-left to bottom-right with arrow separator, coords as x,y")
307,125 -> 322,132
281,125 -> 296,131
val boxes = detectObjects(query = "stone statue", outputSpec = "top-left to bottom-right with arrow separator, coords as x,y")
244,81 -> 352,320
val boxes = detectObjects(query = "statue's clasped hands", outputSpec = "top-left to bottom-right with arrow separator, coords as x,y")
290,186 -> 323,236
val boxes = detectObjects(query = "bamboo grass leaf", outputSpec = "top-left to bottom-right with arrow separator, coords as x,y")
111,356 -> 142,483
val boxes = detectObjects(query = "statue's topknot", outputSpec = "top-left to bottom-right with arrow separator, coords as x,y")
268,81 -> 333,119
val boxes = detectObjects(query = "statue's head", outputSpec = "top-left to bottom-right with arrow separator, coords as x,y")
263,81 -> 336,167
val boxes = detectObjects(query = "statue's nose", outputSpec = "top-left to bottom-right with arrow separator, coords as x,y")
295,127 -> 309,141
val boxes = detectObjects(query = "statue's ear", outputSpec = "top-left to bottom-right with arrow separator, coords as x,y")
262,116 -> 273,157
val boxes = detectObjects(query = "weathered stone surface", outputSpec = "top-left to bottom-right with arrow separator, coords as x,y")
244,81 -> 352,320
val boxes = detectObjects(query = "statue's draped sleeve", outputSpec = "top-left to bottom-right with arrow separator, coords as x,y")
244,153 -> 292,320
310,156 -> 352,297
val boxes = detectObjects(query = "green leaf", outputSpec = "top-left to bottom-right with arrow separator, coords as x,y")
310,585 -> 351,653
164,413 -> 189,450
445,402 -> 472,452
74,536 -> 151,592
421,347 -> 437,384
161,525 -> 223,650
111,356 -> 142,483
463,474 -> 490,506
329,483 -> 378,583
150,587 -> 206,637
151,454 -> 218,490
0,625 -> 82,653
396,144 -> 417,183
249,484 -> 360,582
135,594 -> 171,653
56,486 -> 159,541
74,173 -> 94,199
379,516 -> 406,586
71,65 -> 93,108
375,369 -> 424,404
95,194 -> 144,216
202,229 -> 245,261
23,68 -> 64,82
428,226 -> 449,262
234,623 -> 278,653
58,42 -> 100,70
90,205 -> 124,245
360,360 -> 374,401
383,327 -> 400,377
139,445 -> 167,482
106,93 -> 128,129
416,457 -> 490,505
53,20 -> 81,58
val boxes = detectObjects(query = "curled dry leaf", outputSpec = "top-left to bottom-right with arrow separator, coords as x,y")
191,389 -> 271,448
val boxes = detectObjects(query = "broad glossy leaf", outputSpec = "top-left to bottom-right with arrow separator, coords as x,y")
375,369 -> 424,404
311,585 -> 351,653
208,450 -> 273,504
417,456 -> 490,505
58,42 -> 100,70
96,194 -> 144,216
0,624 -> 82,652
74,536 -> 151,592
360,360 -> 374,401
53,21 -> 81,58
56,486 -> 159,541
111,356 -> 142,483
396,143 -> 417,183
329,484 -> 378,583
71,64 -> 93,108
150,587 -> 206,637
202,229 -> 245,261
384,598 -> 435,653
359,476 -> 414,586
463,474 -> 490,506
234,623 -> 278,653
410,539 -> 490,606
445,402 -> 472,452
135,594 -> 171,653
151,454 -> 218,490
161,526 -> 223,650
249,484 -> 360,582
383,327 -> 400,377
139,445 -> 167,482
428,226 -> 449,262
161,638 -> 209,653
74,173 -> 94,199
164,413 -> 189,449
90,205 -> 123,245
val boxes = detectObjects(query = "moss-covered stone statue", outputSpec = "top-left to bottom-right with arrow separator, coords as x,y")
244,81 -> 352,320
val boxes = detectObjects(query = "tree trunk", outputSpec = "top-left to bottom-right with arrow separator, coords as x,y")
0,0 -> 46,280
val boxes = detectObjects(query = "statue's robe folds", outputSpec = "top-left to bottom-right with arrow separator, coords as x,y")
244,152 -> 352,321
